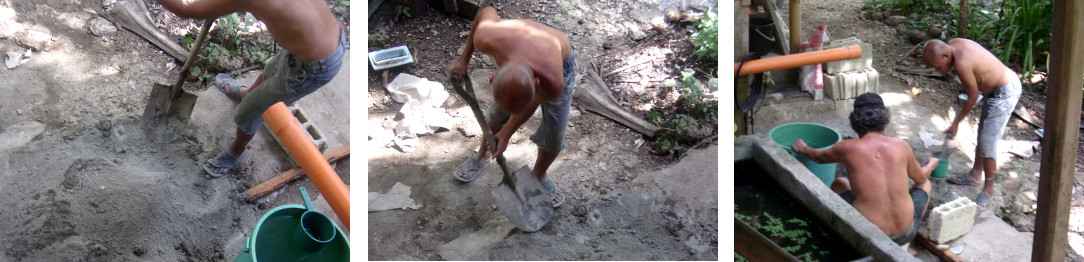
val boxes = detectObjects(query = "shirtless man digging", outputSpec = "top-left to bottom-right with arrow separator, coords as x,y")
448,6 -> 575,208
792,93 -> 939,251
154,0 -> 347,178
924,39 -> 1022,205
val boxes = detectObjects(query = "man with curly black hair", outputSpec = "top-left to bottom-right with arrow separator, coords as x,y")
792,93 -> 938,253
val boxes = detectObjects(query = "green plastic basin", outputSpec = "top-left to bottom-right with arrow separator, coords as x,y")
768,122 -> 842,186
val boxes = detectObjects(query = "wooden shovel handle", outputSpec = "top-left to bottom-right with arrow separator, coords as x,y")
174,19 -> 214,89
449,74 -> 516,186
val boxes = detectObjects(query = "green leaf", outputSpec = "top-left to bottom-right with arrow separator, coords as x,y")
338,0 -> 350,6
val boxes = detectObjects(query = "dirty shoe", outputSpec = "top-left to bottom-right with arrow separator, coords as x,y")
541,179 -> 566,208
215,73 -> 245,101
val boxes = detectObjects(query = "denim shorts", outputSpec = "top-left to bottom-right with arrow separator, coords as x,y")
977,76 -> 1022,159
234,30 -> 347,134
486,45 -> 576,154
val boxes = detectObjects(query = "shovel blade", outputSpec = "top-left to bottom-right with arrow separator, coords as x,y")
142,83 -> 199,143
490,165 -> 553,232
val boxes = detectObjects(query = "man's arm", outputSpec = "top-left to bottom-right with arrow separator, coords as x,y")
792,139 -> 847,164
904,145 -> 937,186
492,97 -> 543,157
449,7 -> 499,77
155,0 -> 245,19
947,66 -> 980,138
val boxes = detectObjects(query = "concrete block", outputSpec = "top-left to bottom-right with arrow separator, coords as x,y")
928,197 -> 978,243
824,37 -> 874,74
264,103 -> 329,165
823,68 -> 879,100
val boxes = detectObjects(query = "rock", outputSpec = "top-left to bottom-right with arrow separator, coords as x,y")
88,16 -> 117,36
905,29 -> 928,44
625,23 -> 647,41
666,10 -> 683,22
870,11 -> 885,21
885,15 -> 906,27
927,27 -> 943,39
602,42 -> 614,50
133,247 -> 145,256
572,205 -> 588,217
102,0 -> 116,7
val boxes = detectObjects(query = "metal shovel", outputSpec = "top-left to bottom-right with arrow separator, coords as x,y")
142,19 -> 213,143
449,73 -> 553,232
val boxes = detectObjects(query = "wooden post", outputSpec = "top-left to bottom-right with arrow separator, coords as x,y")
736,0 -> 751,136
1032,1 -> 1084,261
789,0 -> 801,54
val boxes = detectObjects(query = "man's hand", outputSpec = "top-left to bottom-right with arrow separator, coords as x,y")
791,139 -> 809,155
945,124 -> 959,139
492,129 -> 512,158
448,60 -> 469,80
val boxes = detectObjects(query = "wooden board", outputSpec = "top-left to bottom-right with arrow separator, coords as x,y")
243,144 -> 350,202
915,231 -> 963,262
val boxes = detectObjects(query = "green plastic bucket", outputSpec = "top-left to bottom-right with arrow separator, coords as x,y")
235,187 -> 349,262
932,157 -> 949,178
768,122 -> 842,186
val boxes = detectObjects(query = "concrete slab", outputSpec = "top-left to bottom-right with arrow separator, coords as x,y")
952,209 -> 1033,261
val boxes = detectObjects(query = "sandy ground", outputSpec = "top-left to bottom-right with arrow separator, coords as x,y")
746,0 -> 1082,260
367,0 -> 718,260
0,0 -> 350,261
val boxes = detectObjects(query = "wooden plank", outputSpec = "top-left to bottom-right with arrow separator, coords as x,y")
243,144 -> 350,202
1033,1 -> 1084,261
916,231 -> 963,262
734,218 -> 799,262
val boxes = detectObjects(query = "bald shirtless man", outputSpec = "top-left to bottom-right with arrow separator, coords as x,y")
792,93 -> 939,249
448,6 -> 574,208
154,0 -> 347,177
924,39 -> 1021,205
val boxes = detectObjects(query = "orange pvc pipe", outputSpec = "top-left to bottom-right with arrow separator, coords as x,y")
735,45 -> 863,76
263,102 -> 350,229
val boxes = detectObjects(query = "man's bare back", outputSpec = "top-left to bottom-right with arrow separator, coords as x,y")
827,134 -> 927,235
926,38 -> 1015,95
455,7 -> 571,99
155,0 -> 341,62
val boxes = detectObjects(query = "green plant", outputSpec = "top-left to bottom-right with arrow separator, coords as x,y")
190,65 -> 212,83
401,6 -> 412,18
972,0 -> 1052,87
338,0 -> 350,6
689,3 -> 717,61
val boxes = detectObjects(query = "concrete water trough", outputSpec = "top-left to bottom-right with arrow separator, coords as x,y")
735,135 -> 916,261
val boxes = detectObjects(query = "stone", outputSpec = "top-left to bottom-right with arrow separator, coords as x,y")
927,27 -> 943,39
885,15 -> 906,27
625,23 -> 647,41
906,29 -> 928,44
88,16 -> 117,36
870,11 -> 885,21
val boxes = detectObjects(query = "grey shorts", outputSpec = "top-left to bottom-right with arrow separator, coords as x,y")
486,46 -> 576,154
977,77 -> 1022,159
234,30 -> 347,134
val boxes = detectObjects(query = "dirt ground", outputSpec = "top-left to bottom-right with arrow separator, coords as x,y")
0,0 -> 350,261
367,0 -> 717,260
748,0 -> 1084,260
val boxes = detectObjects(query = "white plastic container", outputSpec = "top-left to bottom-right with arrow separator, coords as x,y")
368,46 -> 414,70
